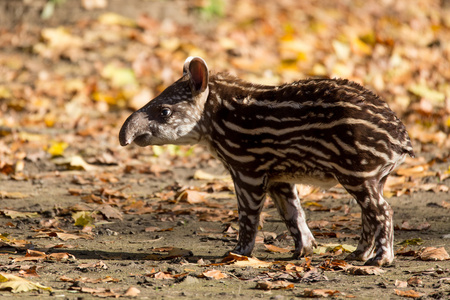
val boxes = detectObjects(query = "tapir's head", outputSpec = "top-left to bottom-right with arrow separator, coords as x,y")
119,57 -> 209,147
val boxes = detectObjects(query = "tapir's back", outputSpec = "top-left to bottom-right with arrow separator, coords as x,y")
206,75 -> 414,184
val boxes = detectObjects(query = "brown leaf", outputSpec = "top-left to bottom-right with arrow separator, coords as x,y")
256,280 -> 294,290
407,277 -> 423,287
153,272 -> 174,279
55,232 -> 93,241
398,221 -> 431,231
123,286 -> 141,297
47,252 -> 75,262
144,247 -> 193,260
395,280 -> 408,288
18,266 -> 40,277
418,247 -> 450,261
77,261 -> 108,270
441,200 -> 450,209
284,263 -> 305,272
302,288 -> 341,297
264,244 -> 291,253
98,204 -> 123,220
221,253 -> 272,268
345,265 -> 386,275
14,249 -> 46,262
201,269 -> 228,280
396,164 -> 431,176
0,191 -> 29,199
177,190 -> 208,204
394,289 -> 425,298
308,220 -> 330,229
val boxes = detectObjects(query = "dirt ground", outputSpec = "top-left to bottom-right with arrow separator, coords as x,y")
1,0 -> 450,299
1,158 -> 450,299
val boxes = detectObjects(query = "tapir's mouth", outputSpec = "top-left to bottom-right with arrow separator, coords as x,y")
132,133 -> 152,147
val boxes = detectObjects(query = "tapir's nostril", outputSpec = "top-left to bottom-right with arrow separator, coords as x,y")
120,139 -> 130,147
119,111 -> 151,147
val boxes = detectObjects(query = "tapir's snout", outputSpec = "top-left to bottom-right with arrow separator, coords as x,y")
119,111 -> 151,147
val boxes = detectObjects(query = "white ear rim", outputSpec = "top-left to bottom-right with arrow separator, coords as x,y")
183,56 -> 208,75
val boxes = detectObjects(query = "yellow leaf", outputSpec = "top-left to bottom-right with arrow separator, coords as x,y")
408,84 -> 445,104
47,141 -> 68,157
332,40 -> 351,60
2,210 -> 39,219
314,243 -> 356,255
72,211 -> 95,228
351,37 -> 372,55
101,63 -> 137,88
446,116 -> 450,128
53,155 -> 97,171
98,12 -> 136,27
0,191 -> 29,199
0,273 -> 52,293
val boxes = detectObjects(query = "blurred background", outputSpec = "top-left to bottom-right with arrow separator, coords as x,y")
1,0 -> 449,177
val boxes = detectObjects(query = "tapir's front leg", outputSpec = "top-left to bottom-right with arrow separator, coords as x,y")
229,171 -> 267,256
268,182 -> 317,257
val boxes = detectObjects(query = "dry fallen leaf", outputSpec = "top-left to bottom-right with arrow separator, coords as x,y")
302,288 -> 341,298
256,280 -> 294,290
0,191 -> 29,199
418,247 -> 450,261
193,169 -> 231,181
145,247 -> 193,260
2,210 -> 39,219
77,261 -> 108,270
395,280 -> 408,288
222,253 -> 273,268
98,204 -> 123,220
56,232 -> 93,241
153,272 -> 175,280
0,273 -> 52,293
200,269 -> 228,280
177,189 -> 208,204
345,265 -> 386,275
264,244 -> 291,253
407,277 -> 423,287
394,289 -> 425,298
123,286 -> 141,297
60,275 -> 119,283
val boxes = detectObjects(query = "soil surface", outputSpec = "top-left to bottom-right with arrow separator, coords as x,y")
0,0 -> 450,299
1,166 -> 450,299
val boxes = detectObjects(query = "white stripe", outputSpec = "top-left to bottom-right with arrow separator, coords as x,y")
332,135 -> 358,155
238,171 -> 263,186
212,120 -> 225,135
247,147 -> 286,157
255,158 -> 278,172
222,118 -> 400,149
355,141 -> 391,161
225,139 -> 240,148
329,162 -> 381,178
215,142 -> 255,163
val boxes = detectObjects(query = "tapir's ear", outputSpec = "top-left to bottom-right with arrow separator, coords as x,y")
183,57 -> 209,94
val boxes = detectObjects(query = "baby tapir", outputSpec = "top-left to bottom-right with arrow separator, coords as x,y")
119,57 -> 414,266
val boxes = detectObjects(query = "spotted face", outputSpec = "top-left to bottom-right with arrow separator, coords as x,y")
119,57 -> 209,147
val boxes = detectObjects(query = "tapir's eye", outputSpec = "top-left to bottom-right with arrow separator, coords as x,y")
160,107 -> 172,118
